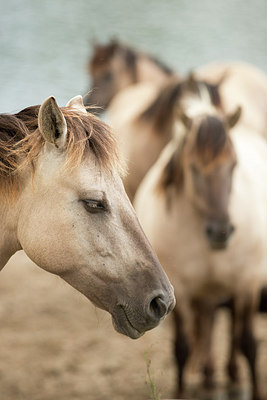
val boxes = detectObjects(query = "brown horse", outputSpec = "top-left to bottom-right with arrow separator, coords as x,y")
83,39 -> 175,110
135,102 -> 267,399
0,95 -> 175,339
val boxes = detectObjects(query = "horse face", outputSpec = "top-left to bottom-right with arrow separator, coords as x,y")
17,96 -> 175,339
187,161 -> 236,249
84,45 -> 134,110
182,111 -> 240,249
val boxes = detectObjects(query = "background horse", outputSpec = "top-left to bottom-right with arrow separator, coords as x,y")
108,74 -> 222,201
0,95 -> 175,339
83,39 -> 175,110
135,104 -> 267,400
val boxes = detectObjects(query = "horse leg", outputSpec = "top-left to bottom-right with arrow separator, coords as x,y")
239,303 -> 261,400
173,309 -> 191,396
227,298 -> 240,383
192,300 -> 216,390
231,296 -> 261,400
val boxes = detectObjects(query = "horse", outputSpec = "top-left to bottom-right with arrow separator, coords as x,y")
107,61 -> 267,202
83,39 -> 175,111
108,75 -> 222,201
134,103 -> 267,400
0,95 -> 175,339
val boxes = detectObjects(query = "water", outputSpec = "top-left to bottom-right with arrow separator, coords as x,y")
0,0 -> 267,113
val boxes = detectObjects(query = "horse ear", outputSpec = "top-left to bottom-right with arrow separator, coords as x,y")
180,112 -> 192,130
66,95 -> 87,115
227,106 -> 242,128
110,37 -> 119,48
186,72 -> 197,90
38,96 -> 67,149
89,37 -> 98,48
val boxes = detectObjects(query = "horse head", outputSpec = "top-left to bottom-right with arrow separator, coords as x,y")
159,106 -> 241,249
0,96 -> 175,338
84,40 -> 137,110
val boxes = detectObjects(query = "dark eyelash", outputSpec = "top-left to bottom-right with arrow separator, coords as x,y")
82,199 -> 107,214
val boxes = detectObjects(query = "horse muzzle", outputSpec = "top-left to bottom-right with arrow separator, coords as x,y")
205,218 -> 235,250
112,290 -> 176,339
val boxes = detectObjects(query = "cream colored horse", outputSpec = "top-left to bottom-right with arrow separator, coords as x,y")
108,76 -> 222,201
135,105 -> 267,400
83,39 -> 175,110
0,95 -> 175,339
108,61 -> 267,201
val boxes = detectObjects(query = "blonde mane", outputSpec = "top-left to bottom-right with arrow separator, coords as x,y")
0,105 -> 122,198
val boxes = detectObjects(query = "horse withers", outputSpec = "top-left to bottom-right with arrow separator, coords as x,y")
135,104 -> 267,399
0,95 -> 175,339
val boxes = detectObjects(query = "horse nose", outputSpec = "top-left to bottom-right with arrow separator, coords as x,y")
205,220 -> 235,248
146,291 -> 175,323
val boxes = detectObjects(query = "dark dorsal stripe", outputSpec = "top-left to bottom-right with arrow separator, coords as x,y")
120,45 -> 174,83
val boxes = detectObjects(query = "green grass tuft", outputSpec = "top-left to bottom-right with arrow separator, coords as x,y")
145,353 -> 160,400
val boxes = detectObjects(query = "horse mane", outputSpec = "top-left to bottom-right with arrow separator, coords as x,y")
0,105 -> 121,197
139,79 -> 183,132
144,54 -> 174,76
157,138 -> 185,194
90,39 -> 174,84
138,77 -> 222,134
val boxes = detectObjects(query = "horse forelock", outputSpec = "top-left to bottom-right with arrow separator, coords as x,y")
0,105 -> 122,199
193,115 -> 230,166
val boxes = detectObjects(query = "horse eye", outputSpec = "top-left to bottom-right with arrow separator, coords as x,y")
83,199 -> 107,214
103,72 -> 112,82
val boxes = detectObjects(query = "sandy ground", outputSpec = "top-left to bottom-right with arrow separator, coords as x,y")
0,251 -> 267,400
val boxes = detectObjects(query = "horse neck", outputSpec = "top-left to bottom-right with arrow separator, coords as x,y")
136,55 -> 173,85
0,198 -> 22,269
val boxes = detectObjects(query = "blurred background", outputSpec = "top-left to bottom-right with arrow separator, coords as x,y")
1,0 -> 267,113
1,1 -> 267,400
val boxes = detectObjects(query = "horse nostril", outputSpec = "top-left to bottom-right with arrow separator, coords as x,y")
205,226 -> 213,239
219,230 -> 227,241
230,224 -> 235,235
148,295 -> 168,320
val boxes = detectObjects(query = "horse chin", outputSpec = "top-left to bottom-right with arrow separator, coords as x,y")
209,240 -> 228,251
111,307 -> 145,340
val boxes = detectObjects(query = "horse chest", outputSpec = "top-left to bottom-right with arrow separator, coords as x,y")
152,201 -> 262,301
